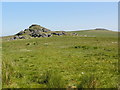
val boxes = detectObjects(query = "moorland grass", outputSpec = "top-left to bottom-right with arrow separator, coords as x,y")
2,31 -> 119,88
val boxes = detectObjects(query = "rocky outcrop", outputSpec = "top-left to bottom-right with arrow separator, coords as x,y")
16,24 -> 50,36
11,24 -> 67,40
29,24 -> 50,32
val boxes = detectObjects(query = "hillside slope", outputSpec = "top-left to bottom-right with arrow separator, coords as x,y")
2,28 -> 119,88
69,29 -> 118,37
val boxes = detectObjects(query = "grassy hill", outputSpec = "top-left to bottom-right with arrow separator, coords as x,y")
2,29 -> 119,88
69,29 -> 118,37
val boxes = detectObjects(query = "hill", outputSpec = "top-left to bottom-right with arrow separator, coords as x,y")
2,26 -> 119,88
69,29 -> 118,37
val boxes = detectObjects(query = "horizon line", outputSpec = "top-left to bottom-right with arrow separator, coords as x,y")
1,28 -> 118,37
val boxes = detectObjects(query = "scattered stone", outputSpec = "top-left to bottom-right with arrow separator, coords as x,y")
19,36 -> 25,39
51,32 -> 64,36
48,34 -> 52,37
72,33 -> 78,35
13,36 -> 19,39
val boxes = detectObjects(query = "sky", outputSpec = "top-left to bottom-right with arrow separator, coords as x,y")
2,2 -> 118,36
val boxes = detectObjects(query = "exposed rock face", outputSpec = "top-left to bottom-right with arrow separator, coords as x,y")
28,24 -> 50,32
16,31 -> 25,36
10,36 -> 26,40
16,24 -> 50,35
12,24 -> 66,40
15,24 -> 51,38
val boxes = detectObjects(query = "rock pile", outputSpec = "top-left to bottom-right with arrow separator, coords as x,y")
11,24 -> 67,40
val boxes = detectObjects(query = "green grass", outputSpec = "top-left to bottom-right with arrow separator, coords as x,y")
2,30 -> 119,88
69,30 -> 118,37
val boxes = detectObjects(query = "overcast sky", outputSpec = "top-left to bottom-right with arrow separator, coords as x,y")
2,2 -> 118,36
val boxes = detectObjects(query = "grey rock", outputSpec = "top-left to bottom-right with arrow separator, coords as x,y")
19,36 -> 26,39
72,33 -> 78,35
51,32 -> 66,36
16,31 -> 25,36
48,34 -> 52,37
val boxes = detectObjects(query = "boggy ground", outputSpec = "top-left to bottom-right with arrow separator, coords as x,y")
2,30 -> 119,88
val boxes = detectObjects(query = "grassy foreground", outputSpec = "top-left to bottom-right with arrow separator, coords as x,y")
2,30 -> 119,88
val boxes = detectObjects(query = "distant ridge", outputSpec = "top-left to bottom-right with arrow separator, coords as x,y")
94,28 -> 109,31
